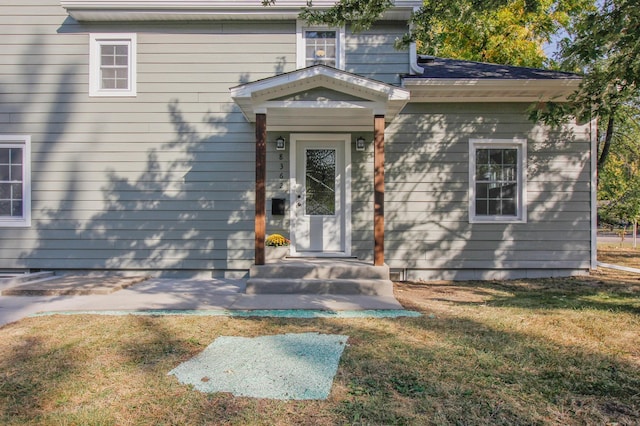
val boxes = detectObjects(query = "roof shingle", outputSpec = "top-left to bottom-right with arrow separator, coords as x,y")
406,56 -> 581,80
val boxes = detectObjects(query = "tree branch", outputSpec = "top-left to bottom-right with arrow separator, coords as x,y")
598,113 -> 615,169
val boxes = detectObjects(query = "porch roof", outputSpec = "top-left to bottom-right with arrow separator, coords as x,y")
230,65 -> 411,132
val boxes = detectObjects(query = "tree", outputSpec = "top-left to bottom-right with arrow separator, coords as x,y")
265,0 -> 591,68
413,0 -> 592,68
419,1 -> 550,67
597,106 -> 640,245
534,0 -> 640,169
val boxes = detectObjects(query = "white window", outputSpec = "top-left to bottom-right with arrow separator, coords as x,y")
89,33 -> 137,97
469,138 -> 527,223
0,135 -> 31,227
297,22 -> 345,69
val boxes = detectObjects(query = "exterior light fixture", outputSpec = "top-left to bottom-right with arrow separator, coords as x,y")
276,136 -> 286,151
355,136 -> 366,151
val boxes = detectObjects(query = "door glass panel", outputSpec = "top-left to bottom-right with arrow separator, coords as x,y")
305,149 -> 336,216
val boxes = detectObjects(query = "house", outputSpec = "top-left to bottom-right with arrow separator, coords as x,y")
0,1 -> 596,282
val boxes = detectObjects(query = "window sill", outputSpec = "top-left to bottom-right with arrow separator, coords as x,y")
89,91 -> 137,98
469,217 -> 526,224
0,219 -> 31,228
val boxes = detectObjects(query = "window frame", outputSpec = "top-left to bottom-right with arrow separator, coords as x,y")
0,135 -> 31,228
469,138 -> 527,224
89,33 -> 137,97
296,21 -> 345,70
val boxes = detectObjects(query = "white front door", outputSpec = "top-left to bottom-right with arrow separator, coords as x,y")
290,134 -> 351,256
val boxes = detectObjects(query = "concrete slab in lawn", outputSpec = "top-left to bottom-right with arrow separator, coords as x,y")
169,332 -> 349,400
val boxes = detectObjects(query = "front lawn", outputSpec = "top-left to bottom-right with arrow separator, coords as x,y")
1,256 -> 639,424
599,245 -> 640,269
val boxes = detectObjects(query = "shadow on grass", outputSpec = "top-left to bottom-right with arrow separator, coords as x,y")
1,291 -> 639,425
401,274 -> 640,316
0,334 -> 101,424
399,316 -> 640,424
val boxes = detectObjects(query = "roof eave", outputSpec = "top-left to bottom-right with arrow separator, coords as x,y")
60,0 -> 420,21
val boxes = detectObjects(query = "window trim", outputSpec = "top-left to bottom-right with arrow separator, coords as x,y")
469,138 -> 527,224
89,33 -> 137,97
0,135 -> 31,228
296,21 -> 345,70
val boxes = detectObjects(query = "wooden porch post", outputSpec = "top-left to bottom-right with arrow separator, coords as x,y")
255,113 -> 267,265
374,115 -> 385,266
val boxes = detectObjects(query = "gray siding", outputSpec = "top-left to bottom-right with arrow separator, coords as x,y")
351,140 -> 376,261
0,1 -> 411,275
385,103 -> 593,279
346,22 -> 410,85
1,1 -> 302,275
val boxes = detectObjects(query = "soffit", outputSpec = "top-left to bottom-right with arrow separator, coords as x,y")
60,0 -> 421,21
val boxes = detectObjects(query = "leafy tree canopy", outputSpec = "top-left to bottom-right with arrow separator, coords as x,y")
532,0 -> 640,168
412,0 -> 592,68
265,0 -> 592,68
598,106 -> 640,228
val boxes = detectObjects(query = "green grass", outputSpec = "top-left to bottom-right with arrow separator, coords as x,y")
1,252 -> 639,425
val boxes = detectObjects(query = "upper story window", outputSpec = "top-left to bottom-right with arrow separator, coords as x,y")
305,30 -> 337,67
297,22 -> 345,70
469,139 -> 527,223
0,135 -> 31,227
89,33 -> 137,97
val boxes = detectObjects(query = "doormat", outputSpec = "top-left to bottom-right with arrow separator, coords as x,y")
168,332 -> 348,400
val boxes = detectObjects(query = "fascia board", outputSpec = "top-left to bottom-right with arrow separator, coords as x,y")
60,0 -> 402,7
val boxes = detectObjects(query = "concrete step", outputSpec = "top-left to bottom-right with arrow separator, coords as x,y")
245,278 -> 394,296
0,271 -> 55,284
0,271 -> 56,292
1,277 -> 65,295
250,260 -> 390,280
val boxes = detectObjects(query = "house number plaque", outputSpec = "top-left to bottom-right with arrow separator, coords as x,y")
279,153 -> 285,189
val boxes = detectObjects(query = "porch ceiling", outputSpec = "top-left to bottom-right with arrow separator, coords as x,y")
230,66 -> 410,132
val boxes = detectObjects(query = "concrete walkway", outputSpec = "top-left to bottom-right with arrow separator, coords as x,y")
0,277 -> 405,327
597,262 -> 640,274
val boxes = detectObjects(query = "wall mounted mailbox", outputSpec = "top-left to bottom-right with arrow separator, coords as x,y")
271,198 -> 286,216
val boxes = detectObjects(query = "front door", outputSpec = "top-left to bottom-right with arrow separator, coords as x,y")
290,134 -> 351,256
